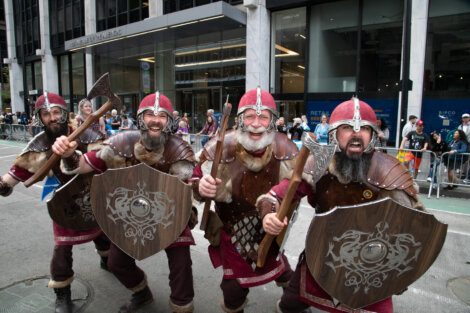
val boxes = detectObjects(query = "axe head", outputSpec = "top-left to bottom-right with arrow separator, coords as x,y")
301,132 -> 336,185
86,73 -> 122,112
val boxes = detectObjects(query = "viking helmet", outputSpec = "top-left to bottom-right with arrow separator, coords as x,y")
137,91 -> 174,132
329,97 -> 378,153
34,91 -> 68,127
237,87 -> 278,131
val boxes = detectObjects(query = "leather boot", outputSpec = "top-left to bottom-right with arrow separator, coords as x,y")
100,256 -> 109,271
54,286 -> 74,313
118,286 -> 153,313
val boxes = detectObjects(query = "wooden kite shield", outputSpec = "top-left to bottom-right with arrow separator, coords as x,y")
90,163 -> 192,261
47,173 -> 99,231
305,197 -> 447,309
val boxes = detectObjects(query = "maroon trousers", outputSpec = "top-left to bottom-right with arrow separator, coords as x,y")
221,264 -> 293,311
51,233 -> 110,282
107,243 -> 194,307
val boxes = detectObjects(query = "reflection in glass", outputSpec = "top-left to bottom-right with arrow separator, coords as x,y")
359,0 -> 403,94
424,0 -> 470,98
271,7 -> 306,94
308,0 -> 359,93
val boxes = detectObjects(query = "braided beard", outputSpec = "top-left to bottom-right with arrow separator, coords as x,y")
334,151 -> 372,184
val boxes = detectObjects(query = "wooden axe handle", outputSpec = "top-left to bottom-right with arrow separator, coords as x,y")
199,101 -> 232,231
256,136 -> 312,268
23,100 -> 114,187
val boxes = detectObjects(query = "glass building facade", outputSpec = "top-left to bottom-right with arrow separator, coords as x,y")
4,0 -> 469,139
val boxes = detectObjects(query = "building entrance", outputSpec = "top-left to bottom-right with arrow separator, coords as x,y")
176,87 -> 222,133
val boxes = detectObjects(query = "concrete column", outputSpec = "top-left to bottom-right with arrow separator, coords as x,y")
84,0 -> 97,93
407,0 -> 429,119
3,0 -> 24,112
149,0 -> 163,18
245,0 -> 270,91
38,0 -> 59,93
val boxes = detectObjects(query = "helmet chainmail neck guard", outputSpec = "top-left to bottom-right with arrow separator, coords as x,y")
328,97 -> 378,153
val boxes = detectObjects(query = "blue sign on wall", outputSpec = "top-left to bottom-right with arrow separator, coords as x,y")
421,99 -> 470,143
306,98 -> 399,145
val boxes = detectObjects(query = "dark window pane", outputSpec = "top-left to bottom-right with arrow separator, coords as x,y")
180,0 -> 194,10
129,9 -> 140,23
118,13 -> 127,26
108,0 -> 116,15
129,0 -> 139,10
141,6 -> 149,19
118,0 -> 127,13
108,16 -> 116,28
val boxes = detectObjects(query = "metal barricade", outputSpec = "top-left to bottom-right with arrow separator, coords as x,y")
0,124 -> 12,140
0,123 -> 42,142
437,151 -> 470,198
172,133 -> 210,154
376,147 -> 438,199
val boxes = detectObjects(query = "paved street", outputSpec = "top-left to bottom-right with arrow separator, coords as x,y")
0,139 -> 469,313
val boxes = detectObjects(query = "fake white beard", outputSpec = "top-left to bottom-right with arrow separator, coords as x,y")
236,126 -> 275,152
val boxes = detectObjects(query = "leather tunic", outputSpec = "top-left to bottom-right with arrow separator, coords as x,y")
106,130 -> 195,172
310,151 -> 416,213
201,130 -> 298,230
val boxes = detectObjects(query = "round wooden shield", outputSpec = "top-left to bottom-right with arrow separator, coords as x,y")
90,163 -> 192,261
305,197 -> 447,309
47,173 -> 99,231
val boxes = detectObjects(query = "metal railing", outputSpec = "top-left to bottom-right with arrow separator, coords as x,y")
0,123 -> 211,154
436,151 -> 470,198
377,147 -> 438,199
0,123 -> 43,142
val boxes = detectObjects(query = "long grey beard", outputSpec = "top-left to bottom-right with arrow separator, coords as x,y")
141,131 -> 167,151
334,152 -> 372,184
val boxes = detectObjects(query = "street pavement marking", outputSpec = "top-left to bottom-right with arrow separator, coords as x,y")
428,207 -> 470,216
408,286 -> 465,307
447,229 -> 470,237
0,154 -> 18,159
0,146 -> 19,150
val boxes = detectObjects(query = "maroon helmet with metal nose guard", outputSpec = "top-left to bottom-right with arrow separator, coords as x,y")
34,91 -> 68,127
328,97 -> 378,153
136,91 -> 174,132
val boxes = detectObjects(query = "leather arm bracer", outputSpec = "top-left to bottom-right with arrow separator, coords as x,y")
256,194 -> 279,221
0,176 -> 13,197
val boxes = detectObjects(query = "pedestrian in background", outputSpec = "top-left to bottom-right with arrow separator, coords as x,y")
77,99 -> 106,136
300,114 -> 310,131
443,129 -> 469,190
313,114 -> 329,145
401,114 -> 418,141
276,116 -> 288,134
458,113 -> 470,142
427,131 -> 447,188
375,118 -> 390,148
400,119 -> 429,178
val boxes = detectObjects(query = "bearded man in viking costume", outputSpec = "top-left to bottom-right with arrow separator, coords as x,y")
0,92 -> 110,313
52,92 -> 196,313
258,98 -> 425,313
193,88 -> 298,313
